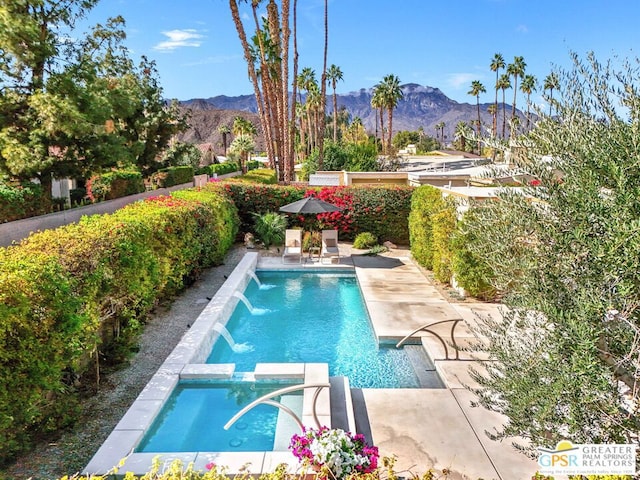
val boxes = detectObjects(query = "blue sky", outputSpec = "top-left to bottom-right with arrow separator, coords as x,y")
81,0 -> 639,106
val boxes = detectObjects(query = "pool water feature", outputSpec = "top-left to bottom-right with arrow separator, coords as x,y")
207,271 -> 436,388
137,379 -> 302,453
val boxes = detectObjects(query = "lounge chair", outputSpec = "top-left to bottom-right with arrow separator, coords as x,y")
321,229 -> 340,264
282,229 -> 302,264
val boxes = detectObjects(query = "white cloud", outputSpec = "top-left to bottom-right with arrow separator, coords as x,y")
182,55 -> 241,67
447,73 -> 478,89
153,29 -> 205,51
516,24 -> 529,33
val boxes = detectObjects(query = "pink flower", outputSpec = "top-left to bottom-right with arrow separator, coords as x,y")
206,462 -> 216,470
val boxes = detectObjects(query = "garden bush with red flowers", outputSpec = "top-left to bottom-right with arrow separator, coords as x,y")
221,183 -> 413,244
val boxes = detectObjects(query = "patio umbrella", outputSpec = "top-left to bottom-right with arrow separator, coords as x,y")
278,196 -> 343,214
279,197 -> 343,256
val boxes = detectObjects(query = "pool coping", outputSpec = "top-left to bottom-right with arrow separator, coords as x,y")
84,253 -> 334,477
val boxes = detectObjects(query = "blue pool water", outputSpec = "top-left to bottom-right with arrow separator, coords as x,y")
137,380 -> 300,452
206,271 -> 422,388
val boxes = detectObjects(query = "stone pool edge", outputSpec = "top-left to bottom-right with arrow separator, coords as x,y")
83,252 -> 333,477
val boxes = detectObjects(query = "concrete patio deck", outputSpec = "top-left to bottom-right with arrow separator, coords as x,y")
259,245 -> 539,479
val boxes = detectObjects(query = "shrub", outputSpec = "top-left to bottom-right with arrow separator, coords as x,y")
431,204 -> 457,283
251,211 -> 287,249
353,232 -> 378,249
409,185 -> 447,269
347,186 -> 413,244
0,182 -> 50,222
228,168 -> 277,184
221,183 -> 304,234
86,170 -> 145,202
0,185 -> 238,463
196,162 -> 240,176
302,230 -> 321,251
246,160 -> 262,171
220,184 -> 413,244
450,206 -> 498,300
151,165 -> 194,188
69,187 -> 87,205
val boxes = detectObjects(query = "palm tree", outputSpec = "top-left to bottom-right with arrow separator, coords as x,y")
454,121 -> 472,151
306,82 -> 321,151
326,64 -> 344,142
507,56 -> 526,130
297,67 -> 316,101
233,116 -> 256,137
435,121 -> 446,146
297,68 -> 317,154
217,124 -> 231,156
468,80 -> 486,154
543,72 -> 560,116
228,0 -> 296,181
496,73 -> 512,139
520,74 -> 537,129
371,86 -> 385,151
377,74 -> 403,154
230,134 -> 255,174
489,53 -> 505,139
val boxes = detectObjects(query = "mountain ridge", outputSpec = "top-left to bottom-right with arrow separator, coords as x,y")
177,83 -> 523,150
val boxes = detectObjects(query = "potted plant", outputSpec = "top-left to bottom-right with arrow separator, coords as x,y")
290,427 -> 379,479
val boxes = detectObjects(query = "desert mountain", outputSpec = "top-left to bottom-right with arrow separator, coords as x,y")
176,83 -> 523,152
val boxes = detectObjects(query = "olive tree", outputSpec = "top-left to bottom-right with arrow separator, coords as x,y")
461,52 -> 640,454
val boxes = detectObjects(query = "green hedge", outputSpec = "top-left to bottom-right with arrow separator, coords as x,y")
409,185 -> 450,270
246,160 -> 262,171
196,162 -> 240,176
431,205 -> 457,283
152,166 -> 195,188
451,206 -> 497,300
227,168 -> 277,184
0,185 -> 238,464
86,170 -> 145,202
0,182 -> 50,222
221,184 -> 413,244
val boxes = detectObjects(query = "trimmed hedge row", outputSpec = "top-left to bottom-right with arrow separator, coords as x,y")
0,185 -> 239,464
0,182 -> 51,222
227,168 -> 277,184
86,170 -> 145,202
196,162 -> 240,176
151,165 -> 195,188
221,183 -> 413,244
408,185 -> 497,297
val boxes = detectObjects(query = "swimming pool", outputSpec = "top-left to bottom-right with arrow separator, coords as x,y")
137,379 -> 302,452
206,270 -> 438,388
84,253 -> 442,476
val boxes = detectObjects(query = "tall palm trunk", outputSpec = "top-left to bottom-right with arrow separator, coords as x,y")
511,74 -> 519,133
476,98 -> 482,154
288,0 -> 298,181
229,0 -> 276,171
379,106 -> 385,154
317,0 -> 328,170
387,107 -> 393,153
332,85 -> 338,142
501,88 -> 507,139
280,0 -> 292,181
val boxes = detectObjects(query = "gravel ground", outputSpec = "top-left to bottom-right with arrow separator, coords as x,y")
0,245 -> 248,480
